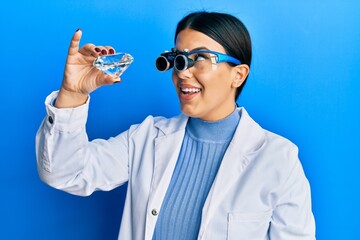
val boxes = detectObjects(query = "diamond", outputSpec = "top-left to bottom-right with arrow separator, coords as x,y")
93,52 -> 134,78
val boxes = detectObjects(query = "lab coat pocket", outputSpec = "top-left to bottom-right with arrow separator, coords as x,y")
227,210 -> 272,240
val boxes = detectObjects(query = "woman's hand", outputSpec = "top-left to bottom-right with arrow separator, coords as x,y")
55,29 -> 120,108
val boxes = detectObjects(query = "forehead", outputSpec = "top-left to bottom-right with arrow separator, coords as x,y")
175,28 -> 226,53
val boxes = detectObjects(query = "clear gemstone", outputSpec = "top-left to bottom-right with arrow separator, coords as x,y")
93,52 -> 134,78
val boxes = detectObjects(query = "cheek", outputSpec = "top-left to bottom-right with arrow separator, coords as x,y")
202,72 -> 232,94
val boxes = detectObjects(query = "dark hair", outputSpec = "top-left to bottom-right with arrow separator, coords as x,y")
175,11 -> 252,100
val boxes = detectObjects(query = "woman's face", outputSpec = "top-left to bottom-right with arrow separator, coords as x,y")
173,28 -> 239,121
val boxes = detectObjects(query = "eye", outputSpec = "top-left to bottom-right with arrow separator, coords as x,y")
193,53 -> 208,62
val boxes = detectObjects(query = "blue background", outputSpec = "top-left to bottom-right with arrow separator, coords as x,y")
1,0 -> 359,239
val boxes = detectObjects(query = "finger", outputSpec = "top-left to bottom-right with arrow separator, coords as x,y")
97,74 -> 122,86
79,43 -> 97,57
106,75 -> 122,84
68,28 -> 82,55
105,46 -> 116,55
86,45 -> 104,58
94,47 -> 102,53
90,45 -> 108,56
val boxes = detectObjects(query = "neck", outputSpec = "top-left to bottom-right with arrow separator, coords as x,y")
200,103 -> 237,122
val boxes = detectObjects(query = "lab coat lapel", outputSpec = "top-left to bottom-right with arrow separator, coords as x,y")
200,108 -> 266,233
143,114 -> 188,238
149,114 -> 188,212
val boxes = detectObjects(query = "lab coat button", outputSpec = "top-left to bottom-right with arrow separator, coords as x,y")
48,116 -> 54,124
151,209 -> 158,216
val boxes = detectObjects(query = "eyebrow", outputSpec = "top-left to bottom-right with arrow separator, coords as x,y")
190,46 -> 209,51
174,46 -> 210,52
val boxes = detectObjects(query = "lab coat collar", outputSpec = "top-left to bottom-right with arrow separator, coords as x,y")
230,107 -> 266,155
154,113 -> 188,136
154,108 -> 265,150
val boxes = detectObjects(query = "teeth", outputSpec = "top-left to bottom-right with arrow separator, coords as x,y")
181,88 -> 201,93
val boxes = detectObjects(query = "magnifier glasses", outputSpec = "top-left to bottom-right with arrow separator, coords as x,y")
155,49 -> 241,72
155,49 -> 194,72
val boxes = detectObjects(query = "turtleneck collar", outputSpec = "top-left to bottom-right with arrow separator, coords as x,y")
186,108 -> 240,143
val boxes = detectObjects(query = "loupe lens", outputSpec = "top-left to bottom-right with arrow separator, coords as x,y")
174,55 -> 188,71
155,56 -> 172,72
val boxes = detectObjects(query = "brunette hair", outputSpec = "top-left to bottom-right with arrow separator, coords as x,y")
175,11 -> 252,100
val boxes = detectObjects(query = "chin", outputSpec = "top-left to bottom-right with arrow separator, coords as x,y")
180,104 -> 199,118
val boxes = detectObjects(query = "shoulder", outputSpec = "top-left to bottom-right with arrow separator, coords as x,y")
264,129 -> 298,155
238,108 -> 300,174
235,109 -> 308,203
262,129 -> 300,175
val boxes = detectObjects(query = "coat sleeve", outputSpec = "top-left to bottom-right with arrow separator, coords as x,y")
269,145 -> 316,239
35,91 -> 130,196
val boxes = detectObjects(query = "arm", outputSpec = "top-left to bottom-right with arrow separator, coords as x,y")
36,91 -> 129,196
36,29 -> 127,196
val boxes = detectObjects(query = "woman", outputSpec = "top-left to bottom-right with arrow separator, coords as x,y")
36,11 -> 316,239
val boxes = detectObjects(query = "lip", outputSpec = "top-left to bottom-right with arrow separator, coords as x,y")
178,83 -> 202,101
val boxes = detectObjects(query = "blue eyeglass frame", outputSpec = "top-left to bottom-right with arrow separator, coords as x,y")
186,49 -> 241,65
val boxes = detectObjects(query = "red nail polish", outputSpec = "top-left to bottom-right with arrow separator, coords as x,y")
95,48 -> 101,52
109,49 -> 115,54
101,49 -> 107,55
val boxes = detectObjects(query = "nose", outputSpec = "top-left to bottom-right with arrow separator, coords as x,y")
174,67 -> 194,80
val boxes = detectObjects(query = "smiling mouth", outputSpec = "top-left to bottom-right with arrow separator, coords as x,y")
180,87 -> 202,95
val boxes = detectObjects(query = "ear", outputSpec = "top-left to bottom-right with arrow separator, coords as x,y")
231,64 -> 250,88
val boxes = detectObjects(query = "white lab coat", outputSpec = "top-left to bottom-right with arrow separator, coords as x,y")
36,91 -> 315,240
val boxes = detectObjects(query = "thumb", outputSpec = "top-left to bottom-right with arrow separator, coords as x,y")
68,28 -> 82,55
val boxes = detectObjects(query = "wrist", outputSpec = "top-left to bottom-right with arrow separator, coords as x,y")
55,87 -> 88,108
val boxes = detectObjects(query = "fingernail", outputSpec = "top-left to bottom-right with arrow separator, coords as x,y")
76,28 -> 81,32
101,49 -> 107,55
113,80 -> 121,84
109,49 -> 115,54
95,48 -> 101,52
